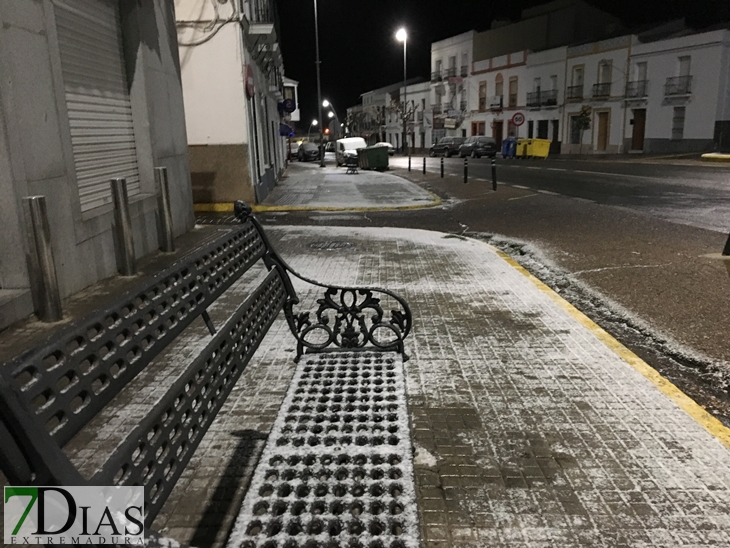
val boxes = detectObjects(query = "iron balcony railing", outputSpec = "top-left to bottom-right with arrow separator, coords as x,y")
431,70 -> 442,82
445,67 -> 457,78
416,111 -> 424,122
566,85 -> 583,100
460,65 -> 468,77
459,100 -> 467,111
433,104 -> 443,115
526,91 -> 540,107
592,82 -> 611,98
665,75 -> 692,96
625,80 -> 648,98
508,93 -> 517,107
248,0 -> 274,24
443,103 -> 454,113
526,89 -> 559,107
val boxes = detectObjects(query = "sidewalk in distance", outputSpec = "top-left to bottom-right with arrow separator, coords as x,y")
141,225 -> 730,547
256,161 -> 440,211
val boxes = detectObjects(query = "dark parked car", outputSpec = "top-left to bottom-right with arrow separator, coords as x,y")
458,136 -> 498,158
429,136 -> 466,157
297,142 -> 320,161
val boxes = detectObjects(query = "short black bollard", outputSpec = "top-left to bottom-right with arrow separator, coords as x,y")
463,157 -> 468,184
440,157 -> 444,178
408,156 -> 411,172
723,232 -> 730,256
491,158 -> 497,191
422,157 -> 426,175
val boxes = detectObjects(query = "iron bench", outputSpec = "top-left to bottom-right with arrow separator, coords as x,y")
0,201 -> 411,539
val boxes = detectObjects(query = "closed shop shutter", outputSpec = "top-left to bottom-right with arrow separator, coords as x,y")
54,0 -> 141,212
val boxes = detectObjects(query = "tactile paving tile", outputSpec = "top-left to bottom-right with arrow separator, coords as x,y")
227,352 -> 419,548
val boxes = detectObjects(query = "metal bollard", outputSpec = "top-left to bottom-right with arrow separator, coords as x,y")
440,157 -> 444,178
111,178 -> 136,276
408,156 -> 411,172
463,157 -> 468,184
491,158 -> 498,191
422,157 -> 426,175
23,196 -> 63,322
154,167 -> 175,253
723,233 -> 730,256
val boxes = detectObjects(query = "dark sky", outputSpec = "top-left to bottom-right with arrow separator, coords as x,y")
276,0 -> 729,128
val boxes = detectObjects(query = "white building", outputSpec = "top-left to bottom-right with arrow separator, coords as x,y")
623,28 -> 730,153
176,0 -> 288,205
383,82 -> 432,152
430,32 -> 475,142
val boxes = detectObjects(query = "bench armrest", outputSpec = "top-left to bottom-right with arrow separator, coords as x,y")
234,202 -> 412,362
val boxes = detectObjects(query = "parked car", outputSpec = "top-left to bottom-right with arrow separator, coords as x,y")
325,141 -> 335,153
458,136 -> 498,158
297,142 -> 320,162
336,137 -> 367,166
429,136 -> 466,157
373,142 -> 395,156
289,140 -> 301,159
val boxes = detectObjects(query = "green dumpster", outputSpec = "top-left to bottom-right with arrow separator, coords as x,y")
358,145 -> 389,171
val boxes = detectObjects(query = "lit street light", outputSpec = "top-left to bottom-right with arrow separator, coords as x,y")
396,27 -> 408,156
323,99 -> 340,138
307,119 -> 318,141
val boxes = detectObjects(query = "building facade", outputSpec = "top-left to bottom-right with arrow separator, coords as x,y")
0,0 -> 195,329
176,0 -> 288,205
430,32 -> 474,142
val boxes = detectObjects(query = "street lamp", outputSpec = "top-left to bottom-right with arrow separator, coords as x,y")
396,27 -> 407,156
323,99 -> 340,138
307,119 -> 318,141
313,0 -> 325,167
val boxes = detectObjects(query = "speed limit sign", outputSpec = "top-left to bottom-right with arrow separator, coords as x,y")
511,112 -> 525,126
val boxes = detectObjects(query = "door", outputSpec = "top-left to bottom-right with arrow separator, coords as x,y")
55,0 -> 141,212
631,109 -> 646,151
596,112 -> 609,151
493,121 -> 503,148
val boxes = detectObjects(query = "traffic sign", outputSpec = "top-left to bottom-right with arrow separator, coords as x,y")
282,98 -> 296,113
511,112 -> 525,126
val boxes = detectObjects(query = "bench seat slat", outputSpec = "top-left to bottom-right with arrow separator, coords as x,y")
4,222 -> 266,448
94,268 -> 288,527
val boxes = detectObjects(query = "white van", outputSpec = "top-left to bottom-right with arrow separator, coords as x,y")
335,137 -> 367,166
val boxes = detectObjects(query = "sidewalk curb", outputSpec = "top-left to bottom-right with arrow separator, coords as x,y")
701,153 -> 730,163
193,192 -> 443,213
492,247 -> 730,450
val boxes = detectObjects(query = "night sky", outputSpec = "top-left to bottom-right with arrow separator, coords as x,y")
276,0 -> 729,128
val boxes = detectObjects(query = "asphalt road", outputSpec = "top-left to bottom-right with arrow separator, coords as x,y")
389,155 -> 730,233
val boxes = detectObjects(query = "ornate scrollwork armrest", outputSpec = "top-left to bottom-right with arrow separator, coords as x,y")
233,201 -> 412,362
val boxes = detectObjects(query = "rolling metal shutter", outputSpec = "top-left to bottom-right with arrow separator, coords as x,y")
54,0 -> 141,212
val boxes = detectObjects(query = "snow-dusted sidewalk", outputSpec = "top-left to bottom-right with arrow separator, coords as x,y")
150,226 -> 730,547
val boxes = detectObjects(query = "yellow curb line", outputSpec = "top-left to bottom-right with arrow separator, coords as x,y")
494,249 -> 730,450
701,153 -> 730,163
194,194 -> 442,214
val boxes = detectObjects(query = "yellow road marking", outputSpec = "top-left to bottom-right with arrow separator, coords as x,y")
495,249 -> 730,450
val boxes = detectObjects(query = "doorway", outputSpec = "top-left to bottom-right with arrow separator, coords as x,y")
596,112 -> 609,151
493,120 -> 503,148
631,109 -> 646,151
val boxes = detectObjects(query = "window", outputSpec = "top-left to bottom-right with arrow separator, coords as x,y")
570,116 -> 582,144
635,62 -> 647,81
572,66 -> 584,86
495,74 -> 504,98
508,76 -> 518,107
533,77 -> 541,92
672,107 -> 685,140
678,56 -> 691,77
599,61 -> 612,84
478,81 -> 487,111
528,120 -> 534,138
550,75 -> 558,90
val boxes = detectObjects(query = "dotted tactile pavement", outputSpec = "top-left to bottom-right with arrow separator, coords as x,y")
227,352 -> 419,548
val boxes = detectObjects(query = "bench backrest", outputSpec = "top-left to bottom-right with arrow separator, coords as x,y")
0,213 -> 292,527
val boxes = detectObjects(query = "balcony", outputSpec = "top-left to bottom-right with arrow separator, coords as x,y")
431,70 -> 442,83
625,80 -> 648,98
445,67 -> 457,78
508,93 -> 517,108
416,111 -> 424,122
460,100 -> 467,111
443,103 -> 454,114
592,82 -> 611,98
433,104 -> 443,115
665,75 -> 692,96
526,89 -> 559,108
460,65 -> 468,77
566,85 -> 583,100
243,0 -> 281,66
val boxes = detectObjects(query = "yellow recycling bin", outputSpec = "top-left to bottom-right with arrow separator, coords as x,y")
526,138 -> 551,159
516,139 -> 529,158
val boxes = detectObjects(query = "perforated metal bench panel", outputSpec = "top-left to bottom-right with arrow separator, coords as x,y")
227,351 -> 419,548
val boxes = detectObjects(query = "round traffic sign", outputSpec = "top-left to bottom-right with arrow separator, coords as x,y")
511,112 -> 525,126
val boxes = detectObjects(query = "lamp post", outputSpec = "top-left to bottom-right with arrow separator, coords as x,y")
314,0 -> 325,167
396,28 -> 407,156
307,119 -> 318,141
